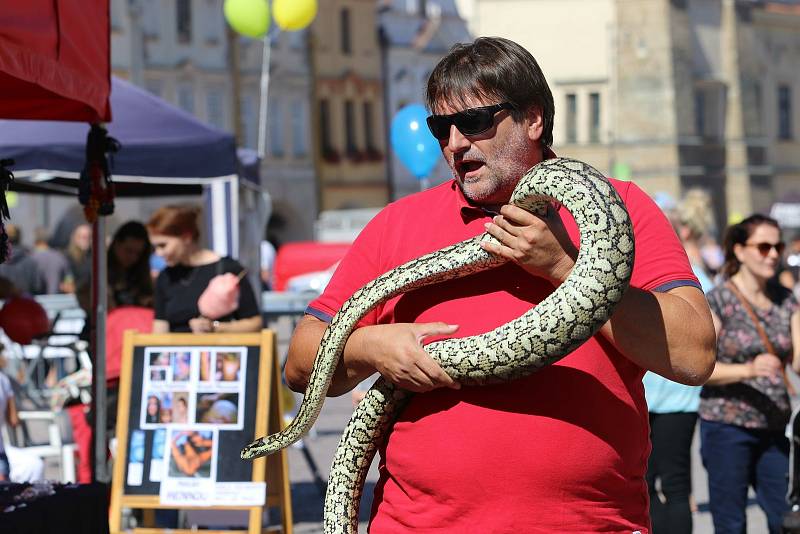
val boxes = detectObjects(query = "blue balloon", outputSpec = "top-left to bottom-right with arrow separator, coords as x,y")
390,104 -> 440,179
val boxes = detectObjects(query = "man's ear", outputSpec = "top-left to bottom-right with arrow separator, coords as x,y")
525,105 -> 544,143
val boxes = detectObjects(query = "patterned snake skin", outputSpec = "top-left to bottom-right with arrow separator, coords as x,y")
241,158 -> 635,532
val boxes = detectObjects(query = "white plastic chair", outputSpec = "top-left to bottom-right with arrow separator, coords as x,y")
2,410 -> 76,483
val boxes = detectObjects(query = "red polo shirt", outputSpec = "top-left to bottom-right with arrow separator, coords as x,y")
309,176 -> 698,533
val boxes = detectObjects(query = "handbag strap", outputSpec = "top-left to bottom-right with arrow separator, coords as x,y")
725,280 -> 795,395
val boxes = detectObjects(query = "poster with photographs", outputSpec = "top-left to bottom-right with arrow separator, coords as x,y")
140,347 -> 247,431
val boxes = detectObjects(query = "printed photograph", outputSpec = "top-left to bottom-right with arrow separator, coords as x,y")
167,429 -> 215,479
150,368 -> 167,382
143,391 -> 175,426
199,351 -> 212,382
195,392 -> 239,426
149,351 -> 169,367
127,429 -> 146,487
214,351 -> 242,383
130,429 -> 145,463
171,391 -> 190,424
170,351 -> 192,382
149,428 -> 167,482
152,428 -> 166,461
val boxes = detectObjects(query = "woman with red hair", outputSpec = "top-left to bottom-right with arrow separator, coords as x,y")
146,204 -> 261,334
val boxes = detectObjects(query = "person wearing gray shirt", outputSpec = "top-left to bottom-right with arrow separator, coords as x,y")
30,227 -> 72,294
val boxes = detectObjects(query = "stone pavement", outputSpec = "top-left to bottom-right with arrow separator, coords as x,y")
284,393 -> 377,534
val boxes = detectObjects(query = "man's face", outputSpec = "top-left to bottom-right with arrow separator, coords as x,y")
433,95 -> 543,207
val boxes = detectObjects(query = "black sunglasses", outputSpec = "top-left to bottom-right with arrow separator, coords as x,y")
426,102 -> 514,141
744,241 -> 786,257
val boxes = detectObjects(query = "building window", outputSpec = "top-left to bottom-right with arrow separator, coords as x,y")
203,2 -> 221,44
320,99 -> 334,159
206,87 -> 224,129
177,0 -> 192,43
110,0 -> 123,31
177,83 -> 195,114
779,85 -> 793,140
363,102 -> 375,151
695,90 -> 705,137
270,99 -> 284,157
344,100 -> 357,155
589,93 -> 600,143
752,82 -> 763,136
292,100 -> 307,157
340,8 -> 351,55
142,2 -> 160,38
565,93 -> 577,143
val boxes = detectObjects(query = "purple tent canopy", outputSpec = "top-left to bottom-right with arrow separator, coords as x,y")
0,76 -> 240,193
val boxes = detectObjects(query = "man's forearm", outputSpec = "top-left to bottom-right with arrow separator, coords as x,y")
598,285 -> 716,385
284,315 -> 376,396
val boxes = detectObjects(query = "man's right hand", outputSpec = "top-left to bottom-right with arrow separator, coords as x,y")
284,315 -> 461,396
354,322 -> 461,393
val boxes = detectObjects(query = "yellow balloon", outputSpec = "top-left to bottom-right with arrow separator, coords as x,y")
728,212 -> 744,225
5,191 -> 17,209
224,0 -> 270,38
273,0 -> 318,31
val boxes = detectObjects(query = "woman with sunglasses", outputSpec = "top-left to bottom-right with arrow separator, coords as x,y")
699,214 -> 800,533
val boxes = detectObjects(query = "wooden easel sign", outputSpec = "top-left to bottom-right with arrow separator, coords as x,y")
109,330 -> 292,534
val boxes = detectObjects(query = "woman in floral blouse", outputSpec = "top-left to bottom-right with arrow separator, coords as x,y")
700,214 -> 800,533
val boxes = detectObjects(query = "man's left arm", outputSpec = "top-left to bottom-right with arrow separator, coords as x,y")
596,284 -> 715,385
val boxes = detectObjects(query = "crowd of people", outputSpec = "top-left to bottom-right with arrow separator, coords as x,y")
643,189 -> 800,534
0,222 -> 91,301
0,204 -> 262,492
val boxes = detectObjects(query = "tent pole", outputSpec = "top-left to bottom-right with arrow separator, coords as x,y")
90,216 -> 109,483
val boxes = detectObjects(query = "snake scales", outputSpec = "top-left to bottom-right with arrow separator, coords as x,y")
241,157 -> 635,532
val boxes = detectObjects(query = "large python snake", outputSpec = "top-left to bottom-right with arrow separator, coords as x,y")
241,157 -> 635,532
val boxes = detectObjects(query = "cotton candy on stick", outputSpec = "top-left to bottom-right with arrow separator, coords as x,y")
197,270 -> 247,320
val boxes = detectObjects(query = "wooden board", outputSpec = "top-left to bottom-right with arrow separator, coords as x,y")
109,331 -> 292,534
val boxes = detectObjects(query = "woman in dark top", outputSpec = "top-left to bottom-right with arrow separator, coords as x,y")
146,205 -> 261,334
700,214 -> 800,534
108,221 -> 153,310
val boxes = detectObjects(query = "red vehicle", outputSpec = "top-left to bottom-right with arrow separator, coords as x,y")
271,241 -> 351,292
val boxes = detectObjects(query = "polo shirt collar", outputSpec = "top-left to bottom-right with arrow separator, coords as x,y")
456,147 -> 557,223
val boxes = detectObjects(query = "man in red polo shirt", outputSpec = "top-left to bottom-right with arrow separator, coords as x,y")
285,37 -> 715,533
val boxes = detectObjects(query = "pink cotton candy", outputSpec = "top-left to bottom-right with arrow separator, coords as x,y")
197,272 -> 241,319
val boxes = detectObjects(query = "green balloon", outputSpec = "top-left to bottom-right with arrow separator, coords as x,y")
224,0 -> 270,38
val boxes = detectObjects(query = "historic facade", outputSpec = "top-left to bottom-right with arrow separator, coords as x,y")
310,0 -> 389,212
110,0 -> 316,243
468,0 -> 800,231
378,0 -> 472,199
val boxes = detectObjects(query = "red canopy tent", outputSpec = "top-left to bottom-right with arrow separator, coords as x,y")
0,0 -> 111,483
0,0 -> 110,122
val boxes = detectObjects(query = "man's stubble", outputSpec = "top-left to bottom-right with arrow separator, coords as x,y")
450,125 -> 534,208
